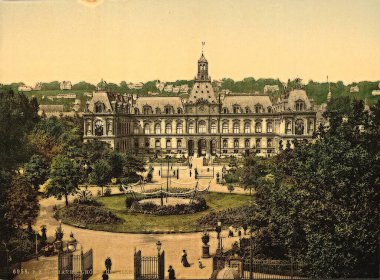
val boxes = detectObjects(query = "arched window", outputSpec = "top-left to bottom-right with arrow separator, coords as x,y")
134,108 -> 139,114
255,122 -> 262,133
165,123 -> 172,134
177,108 -> 183,114
267,139 -> 273,148
166,139 -> 171,148
155,123 -> 161,134
295,119 -> 304,135
295,100 -> 305,111
222,107 -> 228,114
256,138 -> 261,148
255,104 -> 263,113
164,106 -> 173,114
94,120 -> 103,136
155,107 -> 161,114
286,121 -> 292,134
244,122 -> 250,133
176,123 -> 183,134
134,123 -> 140,134
198,121 -> 206,133
233,122 -> 240,133
144,123 -> 150,134
223,139 -> 228,148
245,139 -> 250,148
222,122 -> 229,133
95,102 -> 104,113
234,139 -> 239,148
267,121 -> 273,133
188,122 -> 195,134
267,107 -> 273,113
211,122 -> 217,133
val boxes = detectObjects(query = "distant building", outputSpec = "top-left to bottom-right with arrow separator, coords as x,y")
350,85 -> 359,93
372,90 -> 380,96
84,92 -> 93,98
180,84 -> 189,93
173,86 -> 180,93
128,82 -> 144,90
38,105 -> 64,118
213,79 -> 223,87
155,81 -> 165,92
33,82 -> 43,91
18,85 -> 32,92
60,81 -> 72,90
148,91 -> 159,96
164,84 -> 173,92
56,93 -> 77,99
264,85 -> 280,94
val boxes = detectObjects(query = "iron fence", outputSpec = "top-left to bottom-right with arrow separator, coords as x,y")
134,250 -> 165,280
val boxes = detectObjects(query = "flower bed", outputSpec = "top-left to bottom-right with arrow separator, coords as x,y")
56,204 -> 123,225
129,197 -> 208,215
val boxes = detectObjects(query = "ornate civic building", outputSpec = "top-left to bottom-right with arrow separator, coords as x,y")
83,51 -> 317,157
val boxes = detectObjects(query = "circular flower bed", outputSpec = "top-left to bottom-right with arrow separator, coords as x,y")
129,196 -> 208,215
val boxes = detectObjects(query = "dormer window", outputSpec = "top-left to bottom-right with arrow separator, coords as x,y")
155,107 -> 161,114
177,108 -> 183,114
255,104 -> 263,113
95,102 -> 104,113
245,107 -> 250,114
267,107 -> 273,113
222,107 -> 228,114
134,108 -> 139,114
233,105 -> 240,114
143,105 -> 152,114
295,100 -> 305,111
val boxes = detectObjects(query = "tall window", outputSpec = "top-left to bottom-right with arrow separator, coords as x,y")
255,122 -> 262,133
256,138 -> 261,148
222,122 -> 229,133
94,120 -> 103,136
176,123 -> 183,134
223,139 -> 228,148
177,139 -> 182,148
166,139 -> 171,148
145,139 -> 150,148
245,139 -> 250,148
295,100 -> 305,111
286,121 -> 292,134
134,124 -> 139,134
165,123 -> 172,134
211,122 -> 217,133
188,122 -> 195,134
255,105 -> 263,113
295,119 -> 304,135
155,139 -> 160,148
95,103 -> 104,113
198,121 -> 206,133
267,121 -> 273,133
233,123 -> 240,133
155,123 -> 161,134
244,122 -> 250,133
308,120 -> 314,134
267,138 -> 273,148
144,123 -> 150,134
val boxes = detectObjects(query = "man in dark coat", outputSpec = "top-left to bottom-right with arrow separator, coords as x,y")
168,265 -> 176,279
102,270 -> 109,280
105,257 -> 112,274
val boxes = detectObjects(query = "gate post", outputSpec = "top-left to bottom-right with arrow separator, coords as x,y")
134,250 -> 142,280
158,251 -> 165,280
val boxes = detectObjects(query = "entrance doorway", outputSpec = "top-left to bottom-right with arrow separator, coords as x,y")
198,139 -> 207,157
210,140 -> 217,156
188,140 -> 194,156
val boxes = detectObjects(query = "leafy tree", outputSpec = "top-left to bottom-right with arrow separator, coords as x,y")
227,184 -> 235,193
82,140 -> 112,164
41,81 -> 60,90
89,160 -> 112,195
107,151 -> 125,179
46,155 -> 81,207
24,155 -> 50,191
0,87 -> 39,171
5,175 -> 39,230
72,81 -> 96,91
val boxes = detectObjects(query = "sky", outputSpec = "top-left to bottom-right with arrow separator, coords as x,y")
0,0 -> 380,85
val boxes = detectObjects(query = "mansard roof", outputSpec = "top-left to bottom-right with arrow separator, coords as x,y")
223,95 -> 272,110
134,96 -> 183,111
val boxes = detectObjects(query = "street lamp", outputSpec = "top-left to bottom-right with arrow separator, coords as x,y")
215,221 -> 222,255
156,240 -> 162,255
67,232 -> 77,252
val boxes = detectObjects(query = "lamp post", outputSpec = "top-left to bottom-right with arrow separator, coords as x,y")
156,240 -> 162,256
215,221 -> 222,255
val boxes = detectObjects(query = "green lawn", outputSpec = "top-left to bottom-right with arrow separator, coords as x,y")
79,192 -> 251,233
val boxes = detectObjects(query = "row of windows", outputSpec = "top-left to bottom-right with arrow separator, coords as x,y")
135,138 -> 273,149
137,121 -> 274,134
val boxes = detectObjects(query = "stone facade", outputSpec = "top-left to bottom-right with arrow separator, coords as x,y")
83,52 -> 317,157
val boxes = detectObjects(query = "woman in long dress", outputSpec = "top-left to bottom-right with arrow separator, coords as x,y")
181,250 -> 190,267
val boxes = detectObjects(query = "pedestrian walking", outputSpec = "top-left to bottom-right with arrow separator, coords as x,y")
181,250 -> 190,267
105,257 -> 112,274
198,258 -> 203,269
102,270 -> 109,280
168,265 -> 176,280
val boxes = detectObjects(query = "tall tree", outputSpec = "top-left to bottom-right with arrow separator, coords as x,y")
46,155 -> 81,207
24,155 -> 50,191
89,160 -> 112,195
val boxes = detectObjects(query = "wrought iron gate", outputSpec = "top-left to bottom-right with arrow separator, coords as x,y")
58,249 -> 93,280
134,250 -> 165,280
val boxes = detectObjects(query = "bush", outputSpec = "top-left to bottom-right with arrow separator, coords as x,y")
104,187 -> 112,196
227,184 -> 235,193
225,173 -> 240,184
125,196 -> 136,208
57,204 -> 122,225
